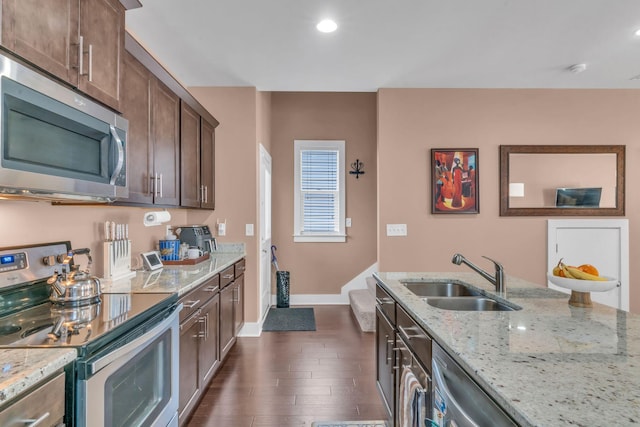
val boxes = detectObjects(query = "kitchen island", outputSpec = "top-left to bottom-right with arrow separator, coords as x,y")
374,271 -> 640,426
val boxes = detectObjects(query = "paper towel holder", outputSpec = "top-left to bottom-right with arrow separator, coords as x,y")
143,210 -> 171,227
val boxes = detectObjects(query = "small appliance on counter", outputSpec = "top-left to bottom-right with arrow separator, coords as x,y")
102,221 -> 135,281
174,225 -> 217,253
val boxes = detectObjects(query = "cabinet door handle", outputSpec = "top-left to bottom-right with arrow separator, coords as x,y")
204,285 -> 218,292
204,185 -> 208,203
152,173 -> 159,197
88,43 -> 93,82
78,36 -> 84,75
183,299 -> 201,309
159,173 -> 163,198
222,274 -> 234,280
21,412 -> 50,427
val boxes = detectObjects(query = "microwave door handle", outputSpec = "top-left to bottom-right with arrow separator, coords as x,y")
109,125 -> 124,185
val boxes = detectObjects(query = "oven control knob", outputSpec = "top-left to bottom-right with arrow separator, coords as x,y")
56,254 -> 67,263
43,255 -> 57,266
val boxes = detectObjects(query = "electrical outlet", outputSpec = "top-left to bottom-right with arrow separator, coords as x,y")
245,224 -> 254,236
386,224 -> 407,236
346,218 -> 352,227
218,222 -> 226,236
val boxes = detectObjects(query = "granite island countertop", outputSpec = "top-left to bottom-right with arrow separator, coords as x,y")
0,348 -> 76,406
101,249 -> 245,296
374,271 -> 640,427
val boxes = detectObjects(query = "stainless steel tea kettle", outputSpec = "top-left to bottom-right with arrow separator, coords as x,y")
47,248 -> 101,304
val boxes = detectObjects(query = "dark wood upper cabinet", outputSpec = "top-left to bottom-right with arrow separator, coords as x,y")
121,50 -> 152,204
150,78 -> 180,206
121,50 -> 179,206
78,0 -> 123,111
1,0 -> 124,111
1,0 -> 80,85
200,119 -> 216,210
181,103 -> 216,210
180,101 -> 202,208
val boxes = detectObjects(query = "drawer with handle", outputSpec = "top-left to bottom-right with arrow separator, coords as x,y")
219,265 -> 235,289
0,371 -> 65,427
179,274 -> 220,322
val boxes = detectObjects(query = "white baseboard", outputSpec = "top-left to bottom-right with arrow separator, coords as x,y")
238,322 -> 262,337
269,263 -> 378,306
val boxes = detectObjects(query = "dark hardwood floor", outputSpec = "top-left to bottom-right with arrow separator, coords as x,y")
187,305 -> 387,427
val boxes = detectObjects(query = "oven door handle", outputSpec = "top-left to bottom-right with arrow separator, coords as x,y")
88,305 -> 181,375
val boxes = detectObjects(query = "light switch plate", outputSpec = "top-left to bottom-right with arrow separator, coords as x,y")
386,224 -> 407,236
218,222 -> 226,236
245,224 -> 254,236
346,218 -> 352,227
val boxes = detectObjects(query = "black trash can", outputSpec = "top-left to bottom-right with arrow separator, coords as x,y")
276,271 -> 290,308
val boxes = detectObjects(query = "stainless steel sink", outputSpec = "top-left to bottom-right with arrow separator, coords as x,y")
402,280 -> 484,297
426,296 -> 520,311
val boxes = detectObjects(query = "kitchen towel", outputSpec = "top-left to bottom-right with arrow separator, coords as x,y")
399,366 -> 422,427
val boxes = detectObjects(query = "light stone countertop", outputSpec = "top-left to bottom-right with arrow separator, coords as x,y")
0,246 -> 244,409
0,348 -> 76,406
374,271 -> 640,427
101,247 -> 245,296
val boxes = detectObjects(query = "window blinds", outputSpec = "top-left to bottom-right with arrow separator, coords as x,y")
300,149 -> 339,233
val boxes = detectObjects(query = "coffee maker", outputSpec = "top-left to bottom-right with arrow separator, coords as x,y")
174,225 -> 217,253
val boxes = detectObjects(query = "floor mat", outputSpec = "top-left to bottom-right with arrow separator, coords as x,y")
262,307 -> 316,331
311,422 -> 386,427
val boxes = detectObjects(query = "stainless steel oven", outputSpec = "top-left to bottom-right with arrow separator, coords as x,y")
0,242 -> 180,427
77,304 -> 179,427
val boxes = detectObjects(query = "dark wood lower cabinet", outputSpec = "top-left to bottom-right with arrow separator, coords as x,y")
219,283 -> 235,361
179,308 -> 201,422
199,294 -> 220,386
178,258 -> 245,425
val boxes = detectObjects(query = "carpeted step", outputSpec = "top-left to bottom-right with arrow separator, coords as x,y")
348,288 -> 375,332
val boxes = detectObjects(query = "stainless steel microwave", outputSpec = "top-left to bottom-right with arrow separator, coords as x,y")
0,52 -> 128,202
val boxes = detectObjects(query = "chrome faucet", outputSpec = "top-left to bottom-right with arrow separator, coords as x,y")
452,253 -> 505,294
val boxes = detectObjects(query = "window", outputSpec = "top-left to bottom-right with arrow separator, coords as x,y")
294,140 -> 346,242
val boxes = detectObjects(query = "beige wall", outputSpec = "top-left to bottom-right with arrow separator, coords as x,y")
0,202 -> 188,275
189,86 -> 260,322
270,92 -> 378,295
377,88 -> 640,313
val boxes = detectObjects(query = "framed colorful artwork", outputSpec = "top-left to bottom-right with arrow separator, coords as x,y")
431,148 -> 479,214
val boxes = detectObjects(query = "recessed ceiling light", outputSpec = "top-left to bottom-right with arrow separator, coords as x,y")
316,19 -> 337,33
567,63 -> 587,73
635,28 -> 640,36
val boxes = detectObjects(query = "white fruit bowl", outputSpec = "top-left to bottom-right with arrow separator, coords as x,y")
547,273 -> 619,293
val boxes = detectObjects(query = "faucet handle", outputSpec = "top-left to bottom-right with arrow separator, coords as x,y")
481,255 -> 504,271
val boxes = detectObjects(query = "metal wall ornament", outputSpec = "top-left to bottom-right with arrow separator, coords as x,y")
349,159 -> 365,179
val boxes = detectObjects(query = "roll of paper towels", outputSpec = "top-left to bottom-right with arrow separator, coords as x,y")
143,211 -> 171,226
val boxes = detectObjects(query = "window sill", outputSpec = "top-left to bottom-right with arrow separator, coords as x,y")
293,234 -> 346,243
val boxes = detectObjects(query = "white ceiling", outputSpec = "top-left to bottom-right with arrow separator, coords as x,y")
126,0 -> 640,92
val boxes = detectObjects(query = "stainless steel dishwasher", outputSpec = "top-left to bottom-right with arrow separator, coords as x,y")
431,342 -> 518,427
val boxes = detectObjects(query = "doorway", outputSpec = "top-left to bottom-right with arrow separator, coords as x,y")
259,144 -> 272,323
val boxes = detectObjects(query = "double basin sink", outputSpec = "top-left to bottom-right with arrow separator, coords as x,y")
402,280 -> 521,311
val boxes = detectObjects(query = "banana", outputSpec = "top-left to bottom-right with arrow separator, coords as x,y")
565,265 -> 607,281
561,263 -> 576,279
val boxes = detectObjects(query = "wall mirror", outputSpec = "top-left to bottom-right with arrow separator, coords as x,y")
500,145 -> 625,216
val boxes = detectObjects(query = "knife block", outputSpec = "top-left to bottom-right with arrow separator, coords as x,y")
102,240 -> 136,281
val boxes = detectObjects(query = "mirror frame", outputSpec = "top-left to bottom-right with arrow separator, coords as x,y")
500,145 -> 625,216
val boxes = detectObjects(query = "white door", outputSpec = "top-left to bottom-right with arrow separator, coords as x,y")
259,144 -> 272,321
547,219 -> 629,311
